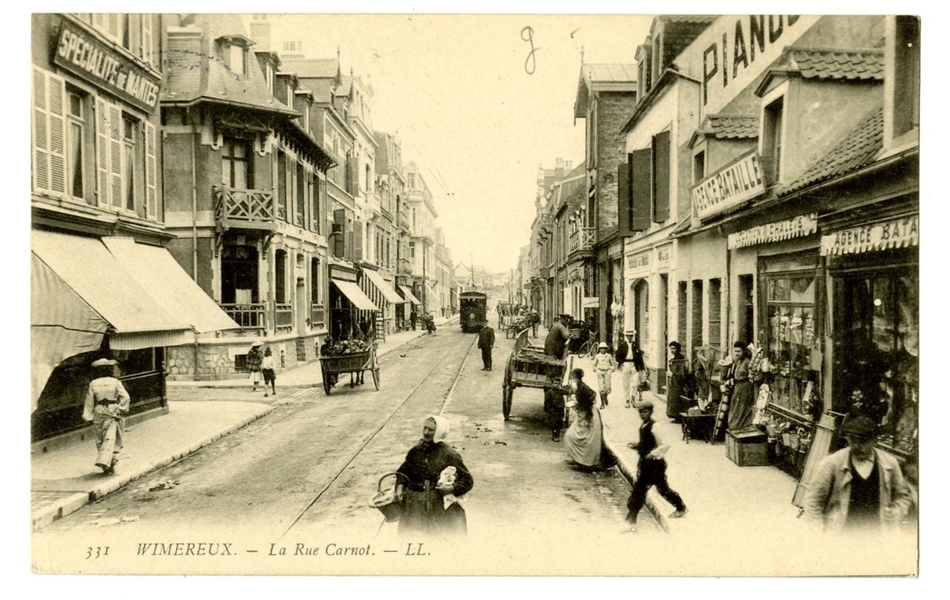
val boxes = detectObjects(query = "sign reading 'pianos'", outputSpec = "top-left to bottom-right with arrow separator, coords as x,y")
693,150 -> 766,220
53,21 -> 161,113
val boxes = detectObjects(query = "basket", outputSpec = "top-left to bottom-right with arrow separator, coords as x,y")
369,472 -> 406,522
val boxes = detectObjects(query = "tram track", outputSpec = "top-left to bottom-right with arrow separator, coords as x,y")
278,331 -> 478,538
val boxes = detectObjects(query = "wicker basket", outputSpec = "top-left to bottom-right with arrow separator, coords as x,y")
369,472 -> 406,522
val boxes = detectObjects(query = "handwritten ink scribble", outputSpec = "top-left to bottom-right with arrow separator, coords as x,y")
521,26 -> 539,75
570,28 -> 581,38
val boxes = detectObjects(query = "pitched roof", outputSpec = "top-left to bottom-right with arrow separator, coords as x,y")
658,15 -> 718,25
280,58 -> 340,79
584,63 -> 638,83
780,107 -> 884,196
697,114 -> 759,140
787,48 -> 885,82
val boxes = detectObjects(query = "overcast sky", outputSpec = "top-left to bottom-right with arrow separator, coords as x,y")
245,14 -> 654,273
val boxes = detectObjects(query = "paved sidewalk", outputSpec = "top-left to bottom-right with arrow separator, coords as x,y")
571,355 -> 802,538
169,315 -> 459,389
31,400 -> 275,530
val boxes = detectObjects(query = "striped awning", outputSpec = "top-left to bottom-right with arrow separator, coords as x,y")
361,268 -> 405,304
820,215 -> 918,256
399,285 -> 421,305
332,279 -> 379,311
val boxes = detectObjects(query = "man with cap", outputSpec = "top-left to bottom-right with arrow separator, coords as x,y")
624,399 -> 688,532
83,358 -> 131,474
615,329 -> 646,408
246,341 -> 264,391
803,416 -> 912,534
592,342 -> 617,409
477,320 -> 496,371
543,315 -> 571,361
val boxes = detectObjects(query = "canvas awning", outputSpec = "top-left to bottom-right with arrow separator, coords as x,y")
332,279 -> 379,311
361,269 -> 404,304
399,285 -> 421,306
102,238 -> 240,333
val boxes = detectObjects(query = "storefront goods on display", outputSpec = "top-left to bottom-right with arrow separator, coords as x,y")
727,213 -> 819,249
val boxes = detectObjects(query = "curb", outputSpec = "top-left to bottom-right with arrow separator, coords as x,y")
32,404 -> 275,530
602,437 -> 672,534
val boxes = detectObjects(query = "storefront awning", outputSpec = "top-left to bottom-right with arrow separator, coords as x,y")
361,269 -> 405,304
399,285 -> 421,306
332,279 -> 379,311
102,238 -> 240,333
31,230 -> 192,351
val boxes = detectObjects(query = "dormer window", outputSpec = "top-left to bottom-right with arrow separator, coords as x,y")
264,62 -> 274,93
229,44 -> 245,76
761,96 -> 785,184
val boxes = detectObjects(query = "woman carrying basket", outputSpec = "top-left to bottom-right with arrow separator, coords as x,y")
394,415 -> 474,538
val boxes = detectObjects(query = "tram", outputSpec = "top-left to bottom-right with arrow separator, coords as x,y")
459,291 -> 488,333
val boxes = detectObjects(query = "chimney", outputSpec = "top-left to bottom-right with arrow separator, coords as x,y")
249,18 -> 271,52
165,27 -> 204,92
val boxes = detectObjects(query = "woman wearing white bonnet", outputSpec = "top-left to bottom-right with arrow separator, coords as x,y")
394,414 -> 473,537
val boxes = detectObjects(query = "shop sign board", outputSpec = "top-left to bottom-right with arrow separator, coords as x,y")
820,215 -> 919,256
53,21 -> 161,113
693,151 -> 766,220
582,297 -> 600,308
657,246 -> 671,264
626,251 -> 651,271
728,213 -> 818,249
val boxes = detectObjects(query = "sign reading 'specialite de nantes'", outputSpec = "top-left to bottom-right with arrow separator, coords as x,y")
53,21 -> 161,113
693,151 -> 766,220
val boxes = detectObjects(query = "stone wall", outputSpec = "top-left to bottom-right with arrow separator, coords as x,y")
166,333 -> 326,380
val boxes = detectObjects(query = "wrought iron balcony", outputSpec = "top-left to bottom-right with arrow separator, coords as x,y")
214,185 -> 279,231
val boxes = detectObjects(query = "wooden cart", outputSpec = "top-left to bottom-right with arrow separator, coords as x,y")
504,315 -> 527,339
501,329 -> 572,420
319,345 -> 380,396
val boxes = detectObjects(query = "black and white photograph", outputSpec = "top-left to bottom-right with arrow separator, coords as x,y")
26,7 -> 926,580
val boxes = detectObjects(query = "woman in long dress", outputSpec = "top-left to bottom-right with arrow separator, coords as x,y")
666,341 -> 690,420
395,415 -> 474,537
727,342 -> 755,431
564,368 -> 605,470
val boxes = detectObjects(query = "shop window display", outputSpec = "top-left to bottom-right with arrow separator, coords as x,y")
765,274 -> 820,420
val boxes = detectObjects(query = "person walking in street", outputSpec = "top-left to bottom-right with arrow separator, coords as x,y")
616,330 -> 645,408
261,347 -> 277,397
666,341 -> 690,420
82,358 -> 131,475
564,368 -> 605,472
726,341 -> 754,431
530,308 -> 540,338
395,415 -> 474,538
625,400 -> 688,532
803,416 -> 912,535
593,342 -> 616,409
478,321 -> 496,371
246,341 -> 264,392
410,309 -> 417,331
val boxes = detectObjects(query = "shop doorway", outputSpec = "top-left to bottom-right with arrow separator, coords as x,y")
632,279 -> 650,353
657,273 -> 668,393
738,274 -> 755,346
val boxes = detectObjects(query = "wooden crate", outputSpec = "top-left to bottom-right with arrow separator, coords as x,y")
726,428 -> 769,467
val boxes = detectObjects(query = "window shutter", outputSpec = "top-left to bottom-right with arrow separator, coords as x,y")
31,69 -> 66,196
32,69 -> 50,193
630,147 -> 652,232
617,156 -> 632,236
333,209 -> 346,257
652,130 -> 670,223
353,219 -> 363,262
108,104 -> 122,208
95,97 -> 110,207
145,121 -> 157,219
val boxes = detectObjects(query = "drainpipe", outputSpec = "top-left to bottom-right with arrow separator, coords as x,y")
192,111 -> 200,381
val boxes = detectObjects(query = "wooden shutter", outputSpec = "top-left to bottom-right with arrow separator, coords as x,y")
95,97 -> 110,207
630,147 -> 652,232
652,130 -> 670,223
353,219 -> 363,262
145,121 -> 157,219
617,156 -> 632,236
31,68 -> 66,196
333,209 -> 346,257
108,104 -> 123,208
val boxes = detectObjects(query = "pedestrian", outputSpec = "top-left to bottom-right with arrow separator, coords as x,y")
802,416 -> 912,535
246,341 -> 264,391
82,358 -> 131,475
564,368 -> 606,472
477,321 -> 495,371
615,330 -> 645,408
593,342 -> 616,409
543,315 -> 571,361
726,341 -> 754,431
395,415 -> 474,538
261,347 -> 277,397
625,400 -> 688,532
410,309 -> 417,331
530,309 -> 540,338
666,341 -> 690,421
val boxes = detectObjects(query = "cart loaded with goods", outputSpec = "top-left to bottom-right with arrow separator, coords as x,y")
318,339 -> 380,395
502,328 -> 573,420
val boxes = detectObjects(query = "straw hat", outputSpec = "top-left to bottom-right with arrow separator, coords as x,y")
250,341 -> 263,347
598,342 -> 609,350
91,358 -> 117,367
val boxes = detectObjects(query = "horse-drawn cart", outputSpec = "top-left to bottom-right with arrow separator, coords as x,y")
501,329 -> 572,420
319,345 -> 380,395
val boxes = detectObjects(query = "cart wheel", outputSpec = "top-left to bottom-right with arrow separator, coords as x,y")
502,380 -> 513,420
372,368 -> 380,391
323,374 -> 331,396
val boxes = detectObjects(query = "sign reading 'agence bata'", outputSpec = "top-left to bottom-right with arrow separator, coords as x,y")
820,216 -> 919,256
693,151 -> 765,220
728,213 -> 818,249
53,22 -> 161,113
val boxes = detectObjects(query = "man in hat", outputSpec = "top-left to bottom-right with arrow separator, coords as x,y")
544,316 -> 570,361
592,342 -> 617,409
477,320 -> 496,371
625,400 -> 688,532
83,359 -> 131,474
803,416 -> 912,534
246,342 -> 264,391
615,329 -> 646,408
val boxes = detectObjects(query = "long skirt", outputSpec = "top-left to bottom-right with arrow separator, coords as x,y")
93,415 -> 124,469
666,374 -> 687,418
398,489 -> 467,538
564,408 -> 604,467
728,380 -> 755,431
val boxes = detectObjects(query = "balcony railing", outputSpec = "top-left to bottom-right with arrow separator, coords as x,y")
214,186 -> 278,230
221,303 -> 266,329
569,227 -> 596,254
275,303 -> 293,331
311,304 -> 326,330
